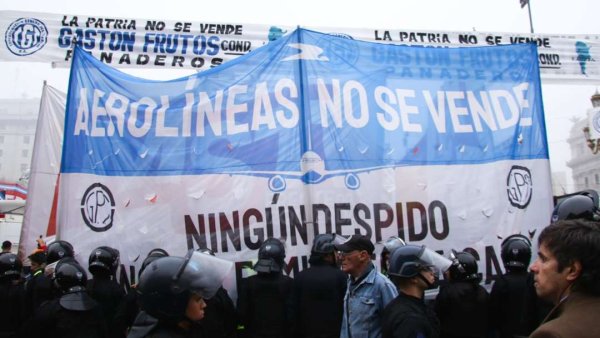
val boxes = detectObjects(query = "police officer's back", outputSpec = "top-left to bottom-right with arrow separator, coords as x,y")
237,238 -> 293,338
490,235 -> 531,337
434,250 -> 490,338
0,253 -> 25,338
292,234 -> 347,338
25,258 -> 108,338
87,246 -> 126,337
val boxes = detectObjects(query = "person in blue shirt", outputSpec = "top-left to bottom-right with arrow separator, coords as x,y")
335,234 -> 397,338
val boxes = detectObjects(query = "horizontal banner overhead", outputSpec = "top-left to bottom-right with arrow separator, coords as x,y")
1,10 -> 599,84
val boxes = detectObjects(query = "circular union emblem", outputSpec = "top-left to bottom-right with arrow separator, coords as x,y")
506,165 -> 533,209
5,17 -> 48,56
80,183 -> 115,232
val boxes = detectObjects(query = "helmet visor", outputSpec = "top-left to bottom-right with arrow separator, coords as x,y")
176,250 -> 233,299
331,234 -> 348,247
383,236 -> 406,252
419,247 -> 452,274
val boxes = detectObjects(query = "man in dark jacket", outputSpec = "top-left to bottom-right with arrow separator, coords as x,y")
292,234 -> 347,338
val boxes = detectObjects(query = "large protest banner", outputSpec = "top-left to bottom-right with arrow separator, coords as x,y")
57,29 -> 553,289
1,10 -> 599,83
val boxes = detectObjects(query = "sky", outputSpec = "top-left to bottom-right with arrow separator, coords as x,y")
0,0 -> 599,191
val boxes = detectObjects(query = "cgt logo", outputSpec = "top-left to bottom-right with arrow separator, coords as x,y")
80,183 -> 115,232
4,17 -> 48,56
507,165 -> 533,209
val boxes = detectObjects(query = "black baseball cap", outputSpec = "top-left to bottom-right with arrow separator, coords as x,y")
334,235 -> 375,255
28,250 -> 47,264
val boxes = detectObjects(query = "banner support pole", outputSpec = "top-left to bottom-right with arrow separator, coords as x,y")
527,1 -> 534,34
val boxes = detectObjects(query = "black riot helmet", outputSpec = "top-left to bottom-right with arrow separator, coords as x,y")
388,245 -> 452,279
551,191 -> 600,223
88,246 -> 120,276
254,238 -> 286,273
139,248 -> 169,279
46,240 -> 75,265
0,253 -> 22,281
54,258 -> 88,293
500,234 -> 532,271
311,234 -> 346,254
54,259 -> 98,311
137,250 -> 233,322
448,250 -> 480,282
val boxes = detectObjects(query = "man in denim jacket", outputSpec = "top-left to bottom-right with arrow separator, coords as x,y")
336,235 -> 398,338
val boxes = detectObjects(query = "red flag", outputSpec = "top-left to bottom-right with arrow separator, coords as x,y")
520,0 -> 529,8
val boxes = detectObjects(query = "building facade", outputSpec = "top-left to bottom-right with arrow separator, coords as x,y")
0,97 -> 39,183
566,92 -> 600,193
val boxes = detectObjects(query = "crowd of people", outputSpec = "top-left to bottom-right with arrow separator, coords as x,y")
0,190 -> 599,338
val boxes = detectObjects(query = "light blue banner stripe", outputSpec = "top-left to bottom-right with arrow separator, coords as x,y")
62,29 -> 547,182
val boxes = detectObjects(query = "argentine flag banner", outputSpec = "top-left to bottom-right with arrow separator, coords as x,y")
58,28 -> 552,289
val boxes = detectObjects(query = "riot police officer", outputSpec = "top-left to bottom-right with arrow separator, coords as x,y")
26,258 -> 108,338
0,253 -> 24,337
382,244 -> 452,338
490,234 -> 550,337
128,250 -> 233,338
237,238 -> 294,338
434,250 -> 490,338
292,233 -> 347,338
87,246 -> 126,337
114,248 -> 169,336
